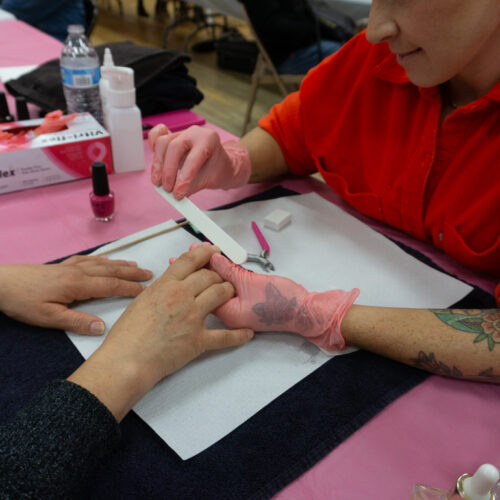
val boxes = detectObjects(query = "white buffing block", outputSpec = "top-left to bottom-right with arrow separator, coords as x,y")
264,209 -> 292,231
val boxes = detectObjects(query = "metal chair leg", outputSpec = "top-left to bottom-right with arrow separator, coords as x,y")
183,25 -> 205,52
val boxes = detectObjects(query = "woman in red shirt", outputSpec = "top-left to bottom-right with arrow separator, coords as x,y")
149,0 -> 500,382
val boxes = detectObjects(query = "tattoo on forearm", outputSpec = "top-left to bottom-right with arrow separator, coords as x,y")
431,309 -> 500,352
410,351 -> 500,382
252,283 -> 313,329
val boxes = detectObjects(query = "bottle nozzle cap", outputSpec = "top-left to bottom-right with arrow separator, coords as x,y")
103,48 -> 115,67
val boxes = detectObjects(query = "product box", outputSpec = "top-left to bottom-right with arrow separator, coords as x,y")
0,113 -> 113,194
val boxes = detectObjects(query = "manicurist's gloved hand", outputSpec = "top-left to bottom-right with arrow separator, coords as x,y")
210,254 -> 359,352
148,124 -> 251,199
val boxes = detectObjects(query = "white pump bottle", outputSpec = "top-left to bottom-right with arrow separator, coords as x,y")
105,66 -> 145,173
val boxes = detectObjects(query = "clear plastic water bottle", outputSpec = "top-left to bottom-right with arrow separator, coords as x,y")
60,25 -> 103,124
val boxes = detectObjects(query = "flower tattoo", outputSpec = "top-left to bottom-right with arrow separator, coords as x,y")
431,309 -> 500,352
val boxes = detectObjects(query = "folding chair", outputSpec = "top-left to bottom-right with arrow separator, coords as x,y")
161,1 -> 228,53
240,3 -> 306,135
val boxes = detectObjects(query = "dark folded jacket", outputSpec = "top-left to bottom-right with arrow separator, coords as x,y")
5,41 -> 204,116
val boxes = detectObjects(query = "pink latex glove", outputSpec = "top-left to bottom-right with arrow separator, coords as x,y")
0,130 -> 14,141
33,110 -> 78,136
210,254 -> 360,352
148,124 -> 251,200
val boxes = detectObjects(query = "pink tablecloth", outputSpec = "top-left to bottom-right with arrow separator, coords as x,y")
1,19 -> 500,500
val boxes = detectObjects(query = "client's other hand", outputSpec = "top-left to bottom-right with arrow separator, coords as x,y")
0,255 -> 153,335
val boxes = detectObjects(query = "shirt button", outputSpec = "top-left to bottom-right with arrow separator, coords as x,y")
438,232 -> 443,242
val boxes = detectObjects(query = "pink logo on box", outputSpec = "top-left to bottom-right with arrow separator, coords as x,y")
87,142 -> 107,162
44,139 -> 113,177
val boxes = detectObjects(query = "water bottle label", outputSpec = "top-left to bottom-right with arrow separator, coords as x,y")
61,67 -> 100,88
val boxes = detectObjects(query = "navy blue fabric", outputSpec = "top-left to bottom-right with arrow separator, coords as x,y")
277,40 -> 342,74
1,0 -> 86,41
0,187 -> 494,499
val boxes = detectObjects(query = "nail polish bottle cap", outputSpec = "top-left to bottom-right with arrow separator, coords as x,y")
15,96 -> 29,121
0,91 -> 13,122
91,162 -> 110,196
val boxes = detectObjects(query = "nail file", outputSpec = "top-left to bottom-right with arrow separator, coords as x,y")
154,186 -> 247,265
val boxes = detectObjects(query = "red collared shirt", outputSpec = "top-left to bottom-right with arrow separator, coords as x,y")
259,32 -> 500,285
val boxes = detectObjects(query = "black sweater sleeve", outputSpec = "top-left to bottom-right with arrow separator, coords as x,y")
0,380 -> 121,499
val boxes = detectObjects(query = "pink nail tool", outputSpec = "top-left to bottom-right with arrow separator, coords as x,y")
248,221 -> 275,272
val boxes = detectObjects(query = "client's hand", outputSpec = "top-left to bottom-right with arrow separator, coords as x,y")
210,254 -> 359,353
0,256 -> 153,335
149,124 -> 251,199
68,245 -> 253,421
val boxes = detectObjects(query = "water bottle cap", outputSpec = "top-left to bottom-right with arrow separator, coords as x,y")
68,25 -> 84,35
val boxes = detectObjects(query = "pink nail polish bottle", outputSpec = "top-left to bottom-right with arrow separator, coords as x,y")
90,161 -> 115,222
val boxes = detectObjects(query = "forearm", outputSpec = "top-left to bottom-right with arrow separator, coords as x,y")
342,306 -> 500,383
0,265 -> 11,313
67,346 -> 153,422
241,127 -> 291,183
0,265 -> 37,319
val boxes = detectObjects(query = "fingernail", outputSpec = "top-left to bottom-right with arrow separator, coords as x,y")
127,260 -> 138,266
90,321 -> 105,335
246,330 -> 254,339
145,270 -> 153,278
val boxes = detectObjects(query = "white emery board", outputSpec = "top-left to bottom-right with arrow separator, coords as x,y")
154,186 -> 247,264
66,193 -> 472,460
